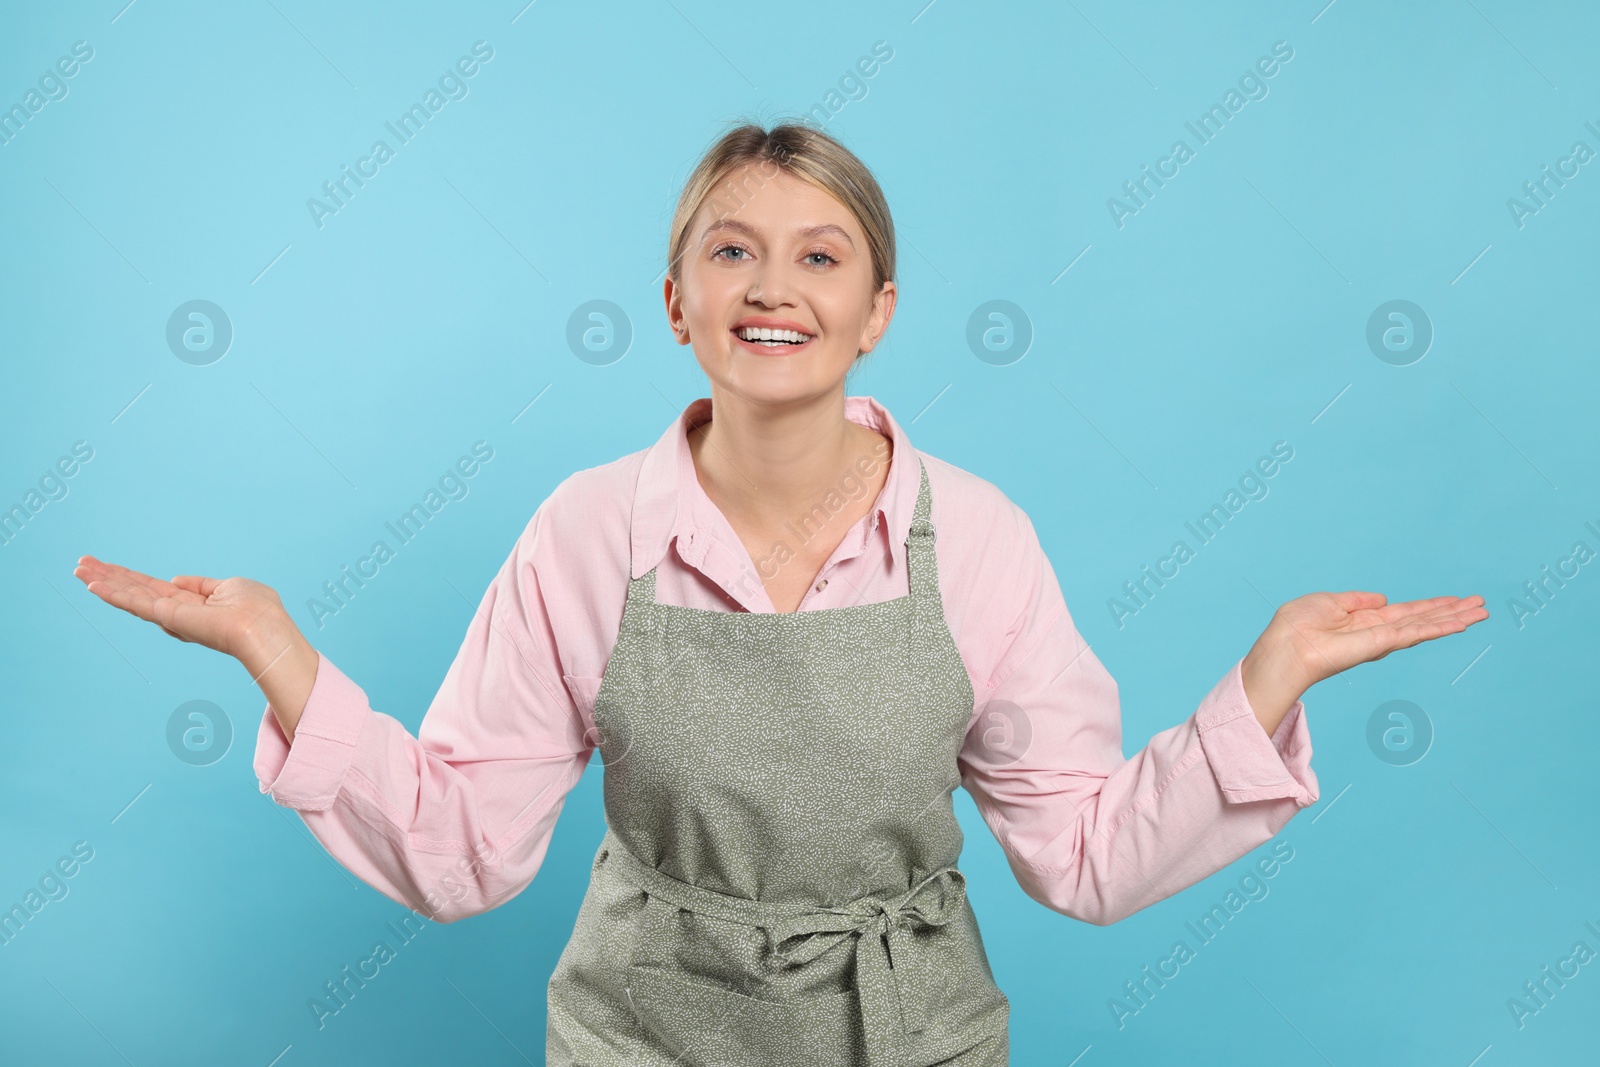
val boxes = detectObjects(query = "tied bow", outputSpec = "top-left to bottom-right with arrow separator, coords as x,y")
765,868 -> 967,1067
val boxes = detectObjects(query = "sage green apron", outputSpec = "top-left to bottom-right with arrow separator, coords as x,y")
547,458 -> 1010,1066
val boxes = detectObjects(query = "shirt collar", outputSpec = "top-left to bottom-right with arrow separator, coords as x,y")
628,394 -> 921,583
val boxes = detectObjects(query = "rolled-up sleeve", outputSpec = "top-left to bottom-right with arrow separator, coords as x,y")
253,504 -> 594,924
958,511 -> 1318,928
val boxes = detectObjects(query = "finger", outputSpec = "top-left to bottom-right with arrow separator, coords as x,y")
83,571 -> 170,624
87,575 -> 210,638
1380,608 -> 1486,651
82,559 -> 204,605
76,557 -> 155,591
73,555 -> 113,583
104,560 -> 191,599
83,567 -> 197,626
1411,599 -> 1490,628
171,575 -> 223,597
1440,601 -> 1491,627
1397,594 -> 1485,613
1359,596 -> 1469,626
83,577 -> 160,623
1372,602 -> 1479,641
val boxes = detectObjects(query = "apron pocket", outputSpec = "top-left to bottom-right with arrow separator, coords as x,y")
624,965 -> 859,1067
622,889 -> 863,1065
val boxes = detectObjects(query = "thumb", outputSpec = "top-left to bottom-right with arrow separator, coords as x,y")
171,575 -> 222,597
1328,590 -> 1387,612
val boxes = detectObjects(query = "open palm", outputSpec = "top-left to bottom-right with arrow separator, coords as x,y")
73,554 -> 288,663
1271,590 -> 1489,687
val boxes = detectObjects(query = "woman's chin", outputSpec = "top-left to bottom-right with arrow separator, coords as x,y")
703,365 -> 849,407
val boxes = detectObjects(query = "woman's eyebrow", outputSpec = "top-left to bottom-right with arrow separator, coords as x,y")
699,219 -> 856,249
796,223 -> 856,248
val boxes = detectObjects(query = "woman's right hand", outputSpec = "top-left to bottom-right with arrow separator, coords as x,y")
73,554 -> 320,737
73,553 -> 291,662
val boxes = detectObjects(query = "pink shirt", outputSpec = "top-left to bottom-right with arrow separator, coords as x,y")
255,395 -> 1319,925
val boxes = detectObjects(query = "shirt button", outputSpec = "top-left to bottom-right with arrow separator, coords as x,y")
815,578 -> 828,592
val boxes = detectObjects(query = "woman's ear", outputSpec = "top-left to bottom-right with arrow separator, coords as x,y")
858,279 -> 896,354
662,276 -> 690,345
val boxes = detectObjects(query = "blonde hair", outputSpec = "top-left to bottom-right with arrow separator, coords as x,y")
666,121 -> 896,308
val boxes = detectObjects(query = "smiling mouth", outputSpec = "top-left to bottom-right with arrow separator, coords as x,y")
732,326 -> 815,351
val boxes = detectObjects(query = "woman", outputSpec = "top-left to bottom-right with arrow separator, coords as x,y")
74,122 -> 1487,1065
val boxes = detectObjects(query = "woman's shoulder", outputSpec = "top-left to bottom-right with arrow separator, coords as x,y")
914,449 -> 1063,689
916,449 -> 1039,549
538,447 -> 649,522
510,446 -> 648,598
500,447 -> 652,577
487,448 -> 651,687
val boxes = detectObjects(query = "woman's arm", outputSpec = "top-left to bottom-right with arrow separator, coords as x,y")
74,503 -> 594,924
961,608 -> 1315,927
237,613 -> 321,743
956,509 -> 1485,927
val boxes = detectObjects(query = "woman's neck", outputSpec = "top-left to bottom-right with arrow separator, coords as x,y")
686,388 -> 889,528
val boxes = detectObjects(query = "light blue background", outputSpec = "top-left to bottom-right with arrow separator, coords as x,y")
3,1 -> 1597,1063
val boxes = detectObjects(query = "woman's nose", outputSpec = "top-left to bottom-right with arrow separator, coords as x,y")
746,265 -> 795,307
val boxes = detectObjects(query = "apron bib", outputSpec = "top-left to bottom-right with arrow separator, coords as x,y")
546,458 -> 1010,1066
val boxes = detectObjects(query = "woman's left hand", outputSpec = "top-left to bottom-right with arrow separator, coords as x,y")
1252,590 -> 1490,694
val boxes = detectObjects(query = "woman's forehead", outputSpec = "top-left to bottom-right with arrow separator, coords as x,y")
692,166 -> 861,239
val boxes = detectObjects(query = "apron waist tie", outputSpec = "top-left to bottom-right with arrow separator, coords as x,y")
598,827 -> 967,1067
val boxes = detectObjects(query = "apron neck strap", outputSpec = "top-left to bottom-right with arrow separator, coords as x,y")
904,457 -> 939,604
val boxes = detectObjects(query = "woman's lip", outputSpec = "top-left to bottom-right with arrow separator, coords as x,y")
729,329 -> 815,354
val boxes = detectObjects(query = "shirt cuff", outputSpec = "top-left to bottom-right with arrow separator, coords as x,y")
253,651 -> 370,812
1194,656 -> 1318,807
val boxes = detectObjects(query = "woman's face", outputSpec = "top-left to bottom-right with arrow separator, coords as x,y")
664,162 -> 895,407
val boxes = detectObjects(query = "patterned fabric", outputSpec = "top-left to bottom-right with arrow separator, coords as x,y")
546,459 -> 1010,1066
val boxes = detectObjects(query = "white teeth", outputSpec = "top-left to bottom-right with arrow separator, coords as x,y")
736,326 -> 811,344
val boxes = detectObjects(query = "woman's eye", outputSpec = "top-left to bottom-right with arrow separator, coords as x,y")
710,244 -> 834,267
